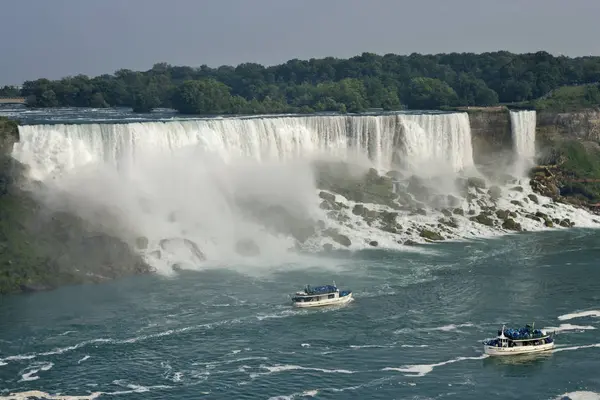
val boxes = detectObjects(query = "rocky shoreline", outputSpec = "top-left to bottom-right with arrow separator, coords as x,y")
530,165 -> 600,213
307,163 -> 591,251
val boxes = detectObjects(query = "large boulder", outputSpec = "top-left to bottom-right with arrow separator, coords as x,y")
467,177 -> 487,189
419,229 -> 444,241
502,218 -> 522,231
488,186 -> 502,201
319,191 -> 336,203
323,228 -> 352,247
471,213 -> 494,227
352,204 -> 365,216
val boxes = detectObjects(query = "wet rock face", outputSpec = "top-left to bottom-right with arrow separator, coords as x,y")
471,213 -> 494,227
467,177 -> 487,189
488,186 -> 502,201
323,228 -> 352,247
306,157 -> 599,252
502,218 -> 522,232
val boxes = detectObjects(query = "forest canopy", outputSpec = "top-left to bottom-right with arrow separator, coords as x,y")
2,51 -> 600,114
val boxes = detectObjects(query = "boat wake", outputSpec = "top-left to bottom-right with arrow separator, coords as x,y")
558,310 -> 600,321
382,354 -> 489,377
553,392 -> 600,400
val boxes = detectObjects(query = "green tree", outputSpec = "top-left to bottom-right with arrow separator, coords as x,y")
453,73 -> 499,106
89,93 -> 108,108
404,77 -> 458,109
172,79 -> 234,115
0,86 -> 20,97
131,88 -> 160,113
13,50 -> 600,113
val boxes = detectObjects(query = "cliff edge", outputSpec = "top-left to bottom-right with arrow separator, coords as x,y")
533,110 -> 600,211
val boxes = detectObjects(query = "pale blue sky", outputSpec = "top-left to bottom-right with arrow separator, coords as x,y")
1,0 -> 599,85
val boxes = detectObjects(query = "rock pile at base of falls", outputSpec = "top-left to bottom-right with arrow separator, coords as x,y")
302,161 -> 595,250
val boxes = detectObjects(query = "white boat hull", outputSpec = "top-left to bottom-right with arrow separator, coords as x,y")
293,293 -> 353,308
484,342 -> 555,356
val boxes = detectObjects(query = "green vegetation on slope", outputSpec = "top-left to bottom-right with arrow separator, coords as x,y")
0,117 -> 150,295
531,84 -> 600,112
2,51 -> 600,114
533,138 -> 600,206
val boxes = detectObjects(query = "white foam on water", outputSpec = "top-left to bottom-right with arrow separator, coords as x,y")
197,356 -> 269,369
107,380 -> 171,396
0,309 -> 306,366
553,392 -> 600,400
77,355 -> 90,364
429,323 -> 474,332
268,389 -> 319,400
394,322 -> 474,334
349,343 -> 397,349
0,391 -> 103,400
382,354 -> 489,377
543,324 -> 596,333
18,361 -> 54,382
558,310 -> 600,321
250,363 -> 356,379
552,343 -> 600,353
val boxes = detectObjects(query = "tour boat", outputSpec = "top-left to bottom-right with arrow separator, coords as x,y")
291,282 -> 353,308
483,324 -> 555,356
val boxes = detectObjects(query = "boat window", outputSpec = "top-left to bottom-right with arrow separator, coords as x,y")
328,294 -> 334,299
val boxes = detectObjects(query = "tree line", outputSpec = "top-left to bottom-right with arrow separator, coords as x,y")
1,51 -> 600,114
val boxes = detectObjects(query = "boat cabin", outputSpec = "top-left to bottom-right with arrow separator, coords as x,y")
292,284 -> 340,304
485,325 -> 554,348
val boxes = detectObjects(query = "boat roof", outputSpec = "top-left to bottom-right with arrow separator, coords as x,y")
296,284 -> 338,296
506,335 -> 549,341
310,284 -> 337,292
499,325 -> 550,340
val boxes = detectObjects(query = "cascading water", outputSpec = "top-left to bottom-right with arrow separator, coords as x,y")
13,113 -> 474,180
509,110 -> 537,176
12,113 -> 476,272
399,113 -> 474,175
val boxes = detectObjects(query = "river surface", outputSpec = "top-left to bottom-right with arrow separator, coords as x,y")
1,229 -> 599,400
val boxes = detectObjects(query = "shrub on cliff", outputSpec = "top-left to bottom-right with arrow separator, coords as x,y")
534,138 -> 600,204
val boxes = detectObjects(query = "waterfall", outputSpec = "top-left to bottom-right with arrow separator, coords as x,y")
12,112 -> 475,271
399,112 -> 474,176
13,113 -> 474,181
509,110 -> 537,174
